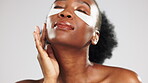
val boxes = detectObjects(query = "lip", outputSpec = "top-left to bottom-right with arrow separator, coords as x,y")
53,21 -> 74,30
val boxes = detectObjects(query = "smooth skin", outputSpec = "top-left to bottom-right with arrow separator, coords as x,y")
17,0 -> 141,83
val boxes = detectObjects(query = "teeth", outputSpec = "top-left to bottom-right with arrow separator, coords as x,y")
65,22 -> 71,26
59,22 -> 71,26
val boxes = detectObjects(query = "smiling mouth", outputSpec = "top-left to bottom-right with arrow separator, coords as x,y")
54,21 -> 74,31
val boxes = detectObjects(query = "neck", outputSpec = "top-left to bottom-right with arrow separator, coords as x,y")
51,44 -> 92,83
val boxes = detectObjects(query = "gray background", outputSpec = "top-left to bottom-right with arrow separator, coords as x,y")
0,0 -> 147,82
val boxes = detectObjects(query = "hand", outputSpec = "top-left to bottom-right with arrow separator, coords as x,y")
33,23 -> 59,82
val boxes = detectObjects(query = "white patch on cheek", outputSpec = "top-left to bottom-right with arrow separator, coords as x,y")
74,4 -> 99,27
48,4 -> 64,16
46,4 -> 64,40
46,18 -> 56,40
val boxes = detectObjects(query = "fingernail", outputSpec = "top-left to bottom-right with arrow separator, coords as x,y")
43,23 -> 46,28
34,26 -> 37,32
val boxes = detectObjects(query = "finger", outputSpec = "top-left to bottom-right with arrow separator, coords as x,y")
33,26 -> 40,42
33,28 -> 46,56
34,26 -> 41,41
41,23 -> 47,48
33,32 -> 43,54
35,26 -> 40,34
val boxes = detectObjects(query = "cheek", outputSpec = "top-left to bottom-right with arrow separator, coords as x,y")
46,16 -> 57,41
46,5 -> 64,40
73,25 -> 94,46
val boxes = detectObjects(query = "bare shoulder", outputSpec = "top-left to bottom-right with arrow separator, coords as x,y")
109,66 -> 142,83
90,64 -> 142,83
16,78 -> 43,83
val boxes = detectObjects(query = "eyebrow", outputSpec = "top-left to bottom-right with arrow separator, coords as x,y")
81,1 -> 90,8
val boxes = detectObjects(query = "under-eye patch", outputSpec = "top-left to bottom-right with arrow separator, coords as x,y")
74,11 -> 95,27
74,4 -> 99,27
48,4 -> 64,16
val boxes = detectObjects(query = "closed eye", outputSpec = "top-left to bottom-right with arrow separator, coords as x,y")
54,6 -> 63,9
77,9 -> 87,14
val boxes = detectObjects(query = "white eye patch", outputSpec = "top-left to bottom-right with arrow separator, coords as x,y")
74,4 -> 99,27
48,4 -> 64,16
75,11 -> 94,27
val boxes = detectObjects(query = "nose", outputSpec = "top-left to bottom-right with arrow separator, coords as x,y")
58,10 -> 73,19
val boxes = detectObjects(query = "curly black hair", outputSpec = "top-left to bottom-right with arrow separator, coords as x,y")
89,12 -> 118,64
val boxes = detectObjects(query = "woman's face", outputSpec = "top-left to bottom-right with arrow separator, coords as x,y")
46,0 -> 99,48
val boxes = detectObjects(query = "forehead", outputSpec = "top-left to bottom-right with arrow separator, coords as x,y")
55,0 -> 96,5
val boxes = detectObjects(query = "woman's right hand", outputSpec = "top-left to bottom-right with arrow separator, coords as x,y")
33,23 -> 59,83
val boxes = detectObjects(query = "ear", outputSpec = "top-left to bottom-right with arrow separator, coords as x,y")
91,30 -> 100,45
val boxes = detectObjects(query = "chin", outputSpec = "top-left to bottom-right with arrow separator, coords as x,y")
49,37 -> 88,49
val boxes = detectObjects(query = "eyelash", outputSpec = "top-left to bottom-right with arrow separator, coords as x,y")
54,6 -> 63,9
77,9 -> 87,14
